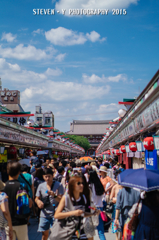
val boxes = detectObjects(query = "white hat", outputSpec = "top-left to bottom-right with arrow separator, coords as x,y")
99,166 -> 107,173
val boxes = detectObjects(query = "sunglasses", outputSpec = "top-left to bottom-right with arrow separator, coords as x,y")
77,182 -> 84,185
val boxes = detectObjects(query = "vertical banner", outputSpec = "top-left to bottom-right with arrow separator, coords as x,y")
136,141 -> 145,152
145,150 -> 158,170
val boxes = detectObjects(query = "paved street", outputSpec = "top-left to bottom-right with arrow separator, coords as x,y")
28,218 -> 115,240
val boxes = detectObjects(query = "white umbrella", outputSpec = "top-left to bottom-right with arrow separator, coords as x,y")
19,159 -> 30,167
37,150 -> 47,155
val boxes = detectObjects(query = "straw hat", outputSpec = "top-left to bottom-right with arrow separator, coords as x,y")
90,162 -> 96,166
99,166 -> 107,173
0,180 -> 5,191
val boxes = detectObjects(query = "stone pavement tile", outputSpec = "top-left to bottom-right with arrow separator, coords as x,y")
28,218 -> 41,240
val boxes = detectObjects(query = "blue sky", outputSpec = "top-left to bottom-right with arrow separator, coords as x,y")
0,0 -> 159,132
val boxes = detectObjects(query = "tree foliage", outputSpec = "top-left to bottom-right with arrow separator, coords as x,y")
65,135 -> 91,152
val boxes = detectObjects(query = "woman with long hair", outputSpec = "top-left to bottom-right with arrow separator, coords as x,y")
54,174 -> 98,240
88,170 -> 106,240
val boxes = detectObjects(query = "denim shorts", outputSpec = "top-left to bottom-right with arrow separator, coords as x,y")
38,217 -> 54,232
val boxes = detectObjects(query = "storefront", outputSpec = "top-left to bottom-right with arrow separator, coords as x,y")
97,70 -> 159,169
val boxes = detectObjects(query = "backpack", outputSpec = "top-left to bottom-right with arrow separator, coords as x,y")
16,183 -> 30,218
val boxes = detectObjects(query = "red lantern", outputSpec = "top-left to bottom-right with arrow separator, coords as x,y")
116,149 -> 121,156
143,137 -> 154,151
112,149 -> 115,154
8,146 -> 17,154
25,149 -> 31,156
129,142 -> 137,152
120,145 -> 126,153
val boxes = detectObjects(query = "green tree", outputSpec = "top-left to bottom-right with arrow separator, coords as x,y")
65,135 -> 91,152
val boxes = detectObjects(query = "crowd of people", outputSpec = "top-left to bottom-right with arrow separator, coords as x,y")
0,152 -> 159,240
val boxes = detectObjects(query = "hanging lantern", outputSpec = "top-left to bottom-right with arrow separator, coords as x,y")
8,146 -> 17,160
49,130 -> 54,136
27,119 -> 34,126
8,146 -> 17,154
129,142 -> 137,152
25,149 -> 31,156
116,149 -> 121,156
121,145 -> 126,153
112,149 -> 115,154
110,128 -> 114,132
118,109 -> 127,118
143,137 -> 154,151
106,132 -> 110,136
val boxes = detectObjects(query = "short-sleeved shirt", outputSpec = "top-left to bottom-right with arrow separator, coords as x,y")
36,181 -> 64,218
100,176 -> 112,190
3,180 -> 28,226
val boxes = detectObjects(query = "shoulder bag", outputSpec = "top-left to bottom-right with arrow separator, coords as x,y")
49,194 -> 80,240
122,198 -> 141,240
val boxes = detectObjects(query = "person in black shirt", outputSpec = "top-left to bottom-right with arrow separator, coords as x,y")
4,162 -> 32,240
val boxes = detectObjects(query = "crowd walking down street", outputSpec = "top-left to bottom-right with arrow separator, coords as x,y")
0,152 -> 159,240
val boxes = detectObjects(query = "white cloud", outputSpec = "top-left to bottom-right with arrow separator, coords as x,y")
0,58 -> 20,71
32,29 -> 44,35
56,0 -> 138,16
45,27 -> 105,46
82,73 -> 127,83
95,103 -> 122,121
0,58 -> 62,84
86,31 -> 106,42
45,27 -> 87,46
55,53 -> 66,62
21,81 -> 110,102
107,74 -> 127,82
1,32 -> 17,42
96,103 -> 121,113
45,68 -> 62,76
0,44 -> 52,60
82,74 -> 103,84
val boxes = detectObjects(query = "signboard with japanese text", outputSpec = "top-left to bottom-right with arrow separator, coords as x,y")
3,117 -> 28,126
0,127 -> 48,147
108,97 -> 159,148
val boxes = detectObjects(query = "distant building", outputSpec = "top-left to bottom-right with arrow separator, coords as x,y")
67,120 -> 111,155
35,105 -> 54,127
0,79 -> 24,112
